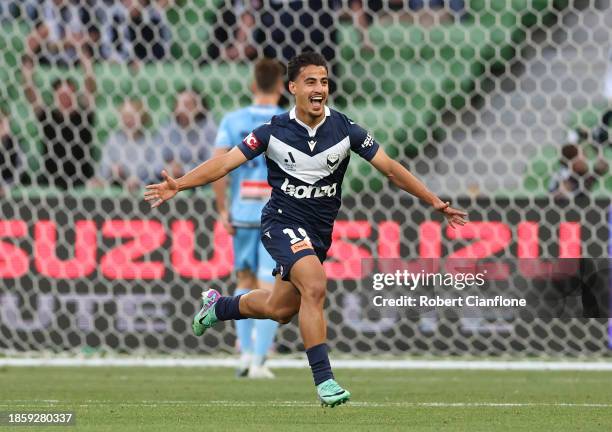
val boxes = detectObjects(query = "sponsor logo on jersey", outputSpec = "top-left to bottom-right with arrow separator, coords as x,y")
243,132 -> 261,151
291,239 -> 313,253
362,133 -> 374,148
327,153 -> 340,170
281,178 -> 338,199
307,140 -> 317,151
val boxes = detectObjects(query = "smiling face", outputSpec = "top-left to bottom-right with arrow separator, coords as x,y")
288,65 -> 329,127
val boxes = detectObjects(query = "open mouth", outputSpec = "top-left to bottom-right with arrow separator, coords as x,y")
309,95 -> 324,110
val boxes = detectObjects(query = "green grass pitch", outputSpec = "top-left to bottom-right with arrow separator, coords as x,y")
1,366 -> 611,431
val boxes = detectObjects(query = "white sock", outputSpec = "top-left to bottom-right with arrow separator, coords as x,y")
239,352 -> 252,370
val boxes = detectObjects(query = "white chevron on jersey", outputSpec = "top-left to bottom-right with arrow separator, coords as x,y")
266,134 -> 350,185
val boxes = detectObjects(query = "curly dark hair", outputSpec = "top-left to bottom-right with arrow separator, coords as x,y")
287,52 -> 327,82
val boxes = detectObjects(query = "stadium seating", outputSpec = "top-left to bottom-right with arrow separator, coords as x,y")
338,1 -> 569,192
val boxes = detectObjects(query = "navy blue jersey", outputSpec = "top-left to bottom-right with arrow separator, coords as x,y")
237,106 -> 380,238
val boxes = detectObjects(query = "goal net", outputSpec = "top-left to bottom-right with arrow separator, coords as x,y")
0,0 -> 610,359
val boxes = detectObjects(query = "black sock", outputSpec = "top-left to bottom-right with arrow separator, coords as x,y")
306,343 -> 334,386
214,295 -> 245,321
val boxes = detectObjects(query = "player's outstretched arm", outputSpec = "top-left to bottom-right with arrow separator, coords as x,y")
369,147 -> 468,228
144,146 -> 247,208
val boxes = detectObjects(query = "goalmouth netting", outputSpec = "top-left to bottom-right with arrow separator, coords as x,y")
0,0 -> 610,361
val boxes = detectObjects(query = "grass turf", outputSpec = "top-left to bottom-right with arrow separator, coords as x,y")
0,366 -> 611,431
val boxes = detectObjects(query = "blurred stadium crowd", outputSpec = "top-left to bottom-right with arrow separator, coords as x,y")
0,0 -> 609,197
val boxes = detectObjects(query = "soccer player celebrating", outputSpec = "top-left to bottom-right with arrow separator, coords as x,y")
212,59 -> 285,378
145,52 -> 467,407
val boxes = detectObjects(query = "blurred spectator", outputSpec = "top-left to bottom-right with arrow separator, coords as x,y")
207,3 -> 258,62
0,110 -> 24,196
82,0 -> 124,61
22,34 -> 97,189
100,0 -> 171,64
346,0 -> 465,47
0,1 -> 26,22
591,109 -> 612,146
24,0 -> 99,66
208,1 -> 340,68
227,10 -> 258,61
2,0 -> 40,21
97,0 -> 130,61
155,88 -> 217,178
254,1 -> 341,66
549,143 -> 609,199
93,98 -> 163,192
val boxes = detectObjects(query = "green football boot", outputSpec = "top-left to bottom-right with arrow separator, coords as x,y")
317,379 -> 351,407
192,289 -> 221,336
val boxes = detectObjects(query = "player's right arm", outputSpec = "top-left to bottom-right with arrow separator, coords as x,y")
144,146 -> 247,208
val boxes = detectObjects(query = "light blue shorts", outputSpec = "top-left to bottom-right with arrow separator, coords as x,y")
233,227 -> 276,284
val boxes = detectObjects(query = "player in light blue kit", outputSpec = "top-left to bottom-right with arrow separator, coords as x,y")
212,59 -> 286,379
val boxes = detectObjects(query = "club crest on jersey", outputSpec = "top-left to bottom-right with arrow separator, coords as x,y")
326,153 -> 340,170
243,132 -> 261,151
362,133 -> 374,148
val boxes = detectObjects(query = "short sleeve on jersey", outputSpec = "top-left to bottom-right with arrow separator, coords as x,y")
214,115 -> 233,149
348,121 -> 380,161
237,125 -> 269,160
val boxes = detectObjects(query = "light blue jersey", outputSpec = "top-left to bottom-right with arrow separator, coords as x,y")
215,104 -> 284,227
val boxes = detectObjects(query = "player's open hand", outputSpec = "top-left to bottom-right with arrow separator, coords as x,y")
433,200 -> 468,229
144,170 -> 179,208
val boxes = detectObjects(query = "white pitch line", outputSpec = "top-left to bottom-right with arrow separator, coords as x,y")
2,358 -> 612,371
1,401 -> 611,409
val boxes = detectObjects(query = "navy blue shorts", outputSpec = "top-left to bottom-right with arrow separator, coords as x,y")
260,217 -> 331,281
